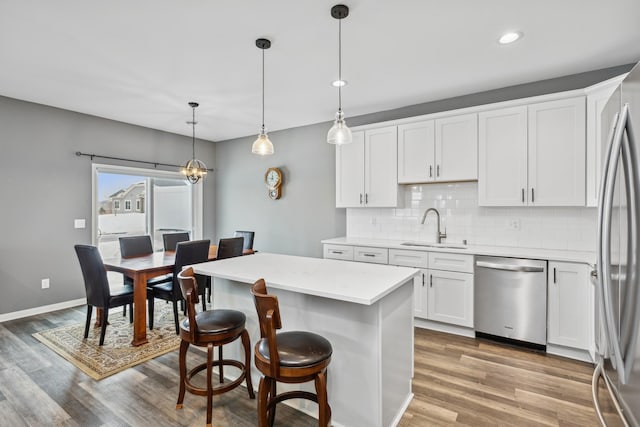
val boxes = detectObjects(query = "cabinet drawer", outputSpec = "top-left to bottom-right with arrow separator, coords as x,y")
323,244 -> 354,261
389,249 -> 429,268
354,246 -> 389,264
428,252 -> 474,273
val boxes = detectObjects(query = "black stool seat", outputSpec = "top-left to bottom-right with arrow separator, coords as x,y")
180,309 -> 246,335
258,331 -> 332,368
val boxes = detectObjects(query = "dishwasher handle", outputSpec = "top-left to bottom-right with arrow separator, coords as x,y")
476,260 -> 545,273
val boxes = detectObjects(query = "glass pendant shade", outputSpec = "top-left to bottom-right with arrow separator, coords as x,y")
251,128 -> 274,155
327,109 -> 352,145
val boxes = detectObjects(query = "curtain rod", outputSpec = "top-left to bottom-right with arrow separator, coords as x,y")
74,151 -> 214,172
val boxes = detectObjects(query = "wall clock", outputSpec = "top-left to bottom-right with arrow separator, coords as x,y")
265,167 -> 283,200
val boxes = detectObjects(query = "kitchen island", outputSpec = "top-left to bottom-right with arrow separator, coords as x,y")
193,252 -> 419,427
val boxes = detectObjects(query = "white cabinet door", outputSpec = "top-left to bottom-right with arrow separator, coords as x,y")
586,77 -> 623,207
528,97 -> 586,206
435,113 -> 478,182
427,269 -> 474,327
398,121 -> 435,183
414,269 -> 428,319
478,106 -> 528,206
547,262 -> 592,351
364,126 -> 398,207
336,131 -> 365,207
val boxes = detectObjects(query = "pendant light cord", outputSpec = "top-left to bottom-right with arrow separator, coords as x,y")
261,47 -> 265,132
191,106 -> 196,159
338,17 -> 342,112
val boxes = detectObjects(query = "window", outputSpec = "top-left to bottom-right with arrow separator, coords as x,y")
93,164 -> 203,260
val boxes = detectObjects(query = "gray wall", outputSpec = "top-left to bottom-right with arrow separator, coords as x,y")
0,96 -> 215,314
214,63 -> 634,257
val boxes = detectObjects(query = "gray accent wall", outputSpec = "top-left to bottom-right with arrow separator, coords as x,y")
0,96 -> 215,315
214,63 -> 634,257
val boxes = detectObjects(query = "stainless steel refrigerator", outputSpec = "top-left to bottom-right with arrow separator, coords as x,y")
594,61 -> 640,426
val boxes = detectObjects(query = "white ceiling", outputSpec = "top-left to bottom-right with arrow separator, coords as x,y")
1,0 -> 639,142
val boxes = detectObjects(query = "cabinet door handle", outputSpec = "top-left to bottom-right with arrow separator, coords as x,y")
436,165 -> 440,177
429,165 -> 433,178
359,193 -> 363,204
532,188 -> 535,203
365,193 -> 368,204
430,274 -> 433,287
422,273 -> 425,287
522,188 -> 525,203
553,267 -> 557,283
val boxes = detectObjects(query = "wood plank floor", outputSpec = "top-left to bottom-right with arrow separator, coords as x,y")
0,307 -> 624,426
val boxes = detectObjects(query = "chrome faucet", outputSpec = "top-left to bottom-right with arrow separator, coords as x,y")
420,208 -> 447,243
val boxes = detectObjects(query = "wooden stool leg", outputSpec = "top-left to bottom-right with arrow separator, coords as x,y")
315,370 -> 330,427
218,346 -> 224,383
257,376 -> 270,427
268,380 -> 276,427
206,343 -> 214,427
241,330 -> 255,399
176,340 -> 189,409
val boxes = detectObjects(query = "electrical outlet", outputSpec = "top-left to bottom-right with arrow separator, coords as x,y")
370,217 -> 376,225
507,219 -> 521,230
41,278 -> 50,289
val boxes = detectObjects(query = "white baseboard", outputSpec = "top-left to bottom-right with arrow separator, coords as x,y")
0,298 -> 86,323
414,318 -> 475,338
391,392 -> 414,427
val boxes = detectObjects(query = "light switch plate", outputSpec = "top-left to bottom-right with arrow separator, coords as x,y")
74,219 -> 86,229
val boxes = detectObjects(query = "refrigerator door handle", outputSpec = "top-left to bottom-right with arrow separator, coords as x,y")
600,104 -> 628,384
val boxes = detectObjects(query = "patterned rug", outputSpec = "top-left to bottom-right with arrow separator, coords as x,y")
33,304 -> 181,380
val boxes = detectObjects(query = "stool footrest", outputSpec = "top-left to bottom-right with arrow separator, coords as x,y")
185,360 -> 247,397
268,390 -> 318,409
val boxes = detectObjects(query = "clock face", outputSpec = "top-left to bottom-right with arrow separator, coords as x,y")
266,170 -> 280,188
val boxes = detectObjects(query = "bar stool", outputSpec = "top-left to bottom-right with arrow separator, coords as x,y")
251,279 -> 333,427
176,267 -> 254,426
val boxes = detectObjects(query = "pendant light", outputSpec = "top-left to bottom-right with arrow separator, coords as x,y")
327,4 -> 352,145
252,38 -> 275,155
181,102 -> 208,184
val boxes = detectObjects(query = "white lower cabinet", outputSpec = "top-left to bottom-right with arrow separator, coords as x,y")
413,270 -> 428,319
547,261 -> 592,352
426,269 -> 474,328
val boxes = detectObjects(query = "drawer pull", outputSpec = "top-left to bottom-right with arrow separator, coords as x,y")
331,250 -> 344,254
363,253 -> 376,257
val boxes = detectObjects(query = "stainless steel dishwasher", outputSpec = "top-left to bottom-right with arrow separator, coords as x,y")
474,256 -> 547,347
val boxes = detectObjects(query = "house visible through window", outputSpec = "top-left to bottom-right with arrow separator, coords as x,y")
113,200 -> 120,210
124,200 -> 132,211
136,199 -> 141,211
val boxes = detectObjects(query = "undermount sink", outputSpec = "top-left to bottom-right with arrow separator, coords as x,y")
400,242 -> 468,250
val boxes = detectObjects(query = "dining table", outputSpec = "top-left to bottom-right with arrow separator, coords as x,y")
102,245 -> 254,346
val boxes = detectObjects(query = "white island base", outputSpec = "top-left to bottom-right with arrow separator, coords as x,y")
193,253 -> 418,427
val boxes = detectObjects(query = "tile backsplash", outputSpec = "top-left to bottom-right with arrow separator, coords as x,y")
346,182 -> 596,252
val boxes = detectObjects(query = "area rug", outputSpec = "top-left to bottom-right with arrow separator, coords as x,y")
33,304 -> 181,380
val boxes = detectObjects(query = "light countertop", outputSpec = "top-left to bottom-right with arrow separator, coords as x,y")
322,237 -> 596,265
192,252 -> 419,306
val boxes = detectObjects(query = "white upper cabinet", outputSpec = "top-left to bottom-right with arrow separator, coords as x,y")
478,106 -> 528,206
397,120 -> 435,183
336,126 -> 398,207
528,97 -> 586,206
585,75 -> 625,207
478,96 -> 586,206
398,113 -> 477,184
435,114 -> 478,182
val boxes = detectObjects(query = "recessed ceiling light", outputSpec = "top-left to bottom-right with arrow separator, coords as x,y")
332,80 -> 347,87
498,31 -> 522,45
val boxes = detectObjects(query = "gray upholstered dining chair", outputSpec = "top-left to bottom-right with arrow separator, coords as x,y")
163,232 -> 190,251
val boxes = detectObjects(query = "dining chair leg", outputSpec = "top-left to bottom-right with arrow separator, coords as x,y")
218,346 -> 224,383
128,303 -> 133,323
148,295 -> 155,330
84,305 -> 93,338
176,340 -> 189,409
315,370 -> 330,427
241,330 -> 255,399
257,376 -> 270,427
206,343 -> 214,427
172,299 -> 180,335
99,307 -> 109,346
